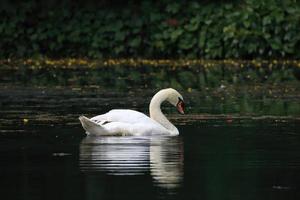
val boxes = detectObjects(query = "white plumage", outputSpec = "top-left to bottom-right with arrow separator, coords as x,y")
79,88 -> 185,136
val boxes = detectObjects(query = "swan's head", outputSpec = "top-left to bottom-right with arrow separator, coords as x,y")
163,88 -> 185,114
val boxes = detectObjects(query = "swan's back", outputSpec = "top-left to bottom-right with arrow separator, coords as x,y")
91,109 -> 154,124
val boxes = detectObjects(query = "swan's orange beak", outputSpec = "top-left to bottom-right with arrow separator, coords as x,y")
176,100 -> 185,114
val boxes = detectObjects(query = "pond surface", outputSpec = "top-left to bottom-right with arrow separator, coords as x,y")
0,87 -> 300,200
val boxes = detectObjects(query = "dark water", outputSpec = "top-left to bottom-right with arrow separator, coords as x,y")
0,87 -> 300,200
1,123 -> 300,200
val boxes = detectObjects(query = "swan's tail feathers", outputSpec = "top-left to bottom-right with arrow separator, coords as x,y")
79,116 -> 110,136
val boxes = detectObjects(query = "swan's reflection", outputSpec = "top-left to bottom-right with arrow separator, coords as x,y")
149,137 -> 184,188
79,136 -> 184,188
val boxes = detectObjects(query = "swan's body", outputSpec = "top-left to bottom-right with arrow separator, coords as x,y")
79,88 -> 185,136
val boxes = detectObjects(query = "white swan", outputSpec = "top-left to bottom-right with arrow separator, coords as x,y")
79,88 -> 185,136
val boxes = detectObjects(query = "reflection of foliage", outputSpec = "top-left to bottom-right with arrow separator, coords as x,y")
1,0 -> 300,58
178,71 -> 197,88
0,58 -> 299,89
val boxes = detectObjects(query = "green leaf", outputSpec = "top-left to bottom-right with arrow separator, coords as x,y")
204,19 -> 213,25
166,3 -> 180,14
243,21 -> 251,28
154,41 -> 165,50
30,33 -> 38,40
129,37 -> 141,47
170,29 -> 183,41
286,7 -> 297,14
114,46 -> 125,54
270,37 -> 282,50
248,43 -> 258,53
149,13 -> 161,22
198,30 -> 206,48
115,32 -> 126,41
179,34 -> 196,50
185,17 -> 200,32
263,16 -> 272,25
225,4 -> 233,10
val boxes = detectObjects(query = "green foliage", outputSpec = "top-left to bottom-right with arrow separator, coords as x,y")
1,0 -> 300,58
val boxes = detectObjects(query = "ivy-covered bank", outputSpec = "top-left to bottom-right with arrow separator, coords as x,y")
1,58 -> 299,89
1,0 -> 300,59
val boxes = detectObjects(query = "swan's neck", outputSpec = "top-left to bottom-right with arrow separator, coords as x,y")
149,91 -> 178,135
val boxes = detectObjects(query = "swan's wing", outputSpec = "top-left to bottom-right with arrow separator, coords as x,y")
79,116 -> 110,136
91,109 -> 153,124
79,115 -> 168,136
81,109 -> 170,136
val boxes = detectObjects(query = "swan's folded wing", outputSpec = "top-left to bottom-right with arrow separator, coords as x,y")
79,115 -> 168,136
91,109 -> 153,124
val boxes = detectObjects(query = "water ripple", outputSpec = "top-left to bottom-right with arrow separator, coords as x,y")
79,136 -> 184,188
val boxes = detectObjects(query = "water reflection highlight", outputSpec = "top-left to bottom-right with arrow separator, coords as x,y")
80,136 -> 183,189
